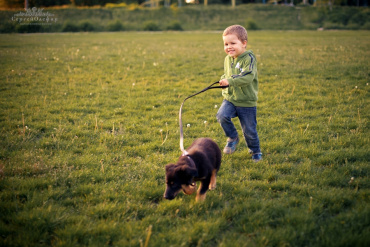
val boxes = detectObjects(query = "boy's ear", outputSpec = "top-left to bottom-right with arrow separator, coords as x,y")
243,40 -> 248,48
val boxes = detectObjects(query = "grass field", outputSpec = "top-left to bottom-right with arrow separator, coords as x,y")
0,31 -> 369,246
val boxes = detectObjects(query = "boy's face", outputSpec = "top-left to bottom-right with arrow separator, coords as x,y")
223,34 -> 247,59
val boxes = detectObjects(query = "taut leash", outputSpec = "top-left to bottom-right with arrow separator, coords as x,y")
179,81 -> 228,155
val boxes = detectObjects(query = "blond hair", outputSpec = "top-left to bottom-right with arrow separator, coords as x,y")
223,25 -> 248,42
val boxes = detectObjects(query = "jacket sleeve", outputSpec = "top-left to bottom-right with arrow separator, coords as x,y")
227,54 -> 257,87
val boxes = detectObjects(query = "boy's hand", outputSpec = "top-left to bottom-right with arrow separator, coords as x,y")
219,79 -> 229,87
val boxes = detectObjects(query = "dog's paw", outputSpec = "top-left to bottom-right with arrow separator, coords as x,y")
209,184 -> 216,190
196,193 -> 206,202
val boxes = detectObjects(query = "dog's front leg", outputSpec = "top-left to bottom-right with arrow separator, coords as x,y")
196,178 -> 211,202
209,169 -> 217,190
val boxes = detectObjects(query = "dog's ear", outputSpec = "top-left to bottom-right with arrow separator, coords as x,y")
185,166 -> 198,178
165,164 -> 176,172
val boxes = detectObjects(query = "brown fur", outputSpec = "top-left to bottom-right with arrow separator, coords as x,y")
164,138 -> 221,202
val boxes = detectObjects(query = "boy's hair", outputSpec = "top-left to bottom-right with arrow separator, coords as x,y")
223,25 -> 248,42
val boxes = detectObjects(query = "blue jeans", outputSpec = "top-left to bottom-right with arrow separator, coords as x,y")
216,100 -> 261,154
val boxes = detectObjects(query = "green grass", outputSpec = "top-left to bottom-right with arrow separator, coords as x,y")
0,31 -> 369,246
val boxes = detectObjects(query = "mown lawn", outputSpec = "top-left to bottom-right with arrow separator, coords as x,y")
0,31 -> 369,246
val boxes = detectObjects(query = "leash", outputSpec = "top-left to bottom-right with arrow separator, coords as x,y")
179,81 -> 228,155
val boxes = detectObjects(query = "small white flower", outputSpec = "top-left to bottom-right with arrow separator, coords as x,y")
187,124 -> 190,128
153,62 -> 158,66
204,121 -> 207,124
160,129 -> 163,133
214,105 -> 218,108
132,83 -> 135,86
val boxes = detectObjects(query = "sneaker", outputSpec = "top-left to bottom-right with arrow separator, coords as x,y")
223,136 -> 239,154
252,153 -> 262,162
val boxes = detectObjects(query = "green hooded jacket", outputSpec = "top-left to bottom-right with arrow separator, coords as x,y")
220,50 -> 258,107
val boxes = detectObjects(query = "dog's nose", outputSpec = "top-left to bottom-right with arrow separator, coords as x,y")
163,194 -> 174,200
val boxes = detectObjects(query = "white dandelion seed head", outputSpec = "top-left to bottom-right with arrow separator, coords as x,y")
187,124 -> 190,128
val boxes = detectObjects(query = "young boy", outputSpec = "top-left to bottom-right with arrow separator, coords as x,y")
217,25 -> 262,162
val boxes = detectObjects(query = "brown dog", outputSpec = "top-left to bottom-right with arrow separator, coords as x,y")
164,138 -> 221,202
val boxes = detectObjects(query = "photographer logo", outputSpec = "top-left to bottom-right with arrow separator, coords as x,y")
11,7 -> 58,26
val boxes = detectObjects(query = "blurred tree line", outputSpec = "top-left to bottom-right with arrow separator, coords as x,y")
1,0 -> 368,8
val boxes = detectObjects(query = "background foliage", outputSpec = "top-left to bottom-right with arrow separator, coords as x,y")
0,4 -> 369,33
1,0 -> 369,7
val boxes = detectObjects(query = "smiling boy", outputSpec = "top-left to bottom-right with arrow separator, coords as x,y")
217,25 -> 262,162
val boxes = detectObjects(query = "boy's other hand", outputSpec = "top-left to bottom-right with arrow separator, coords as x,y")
219,79 -> 229,87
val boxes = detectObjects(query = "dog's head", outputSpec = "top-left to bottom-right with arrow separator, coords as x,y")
164,161 -> 198,200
